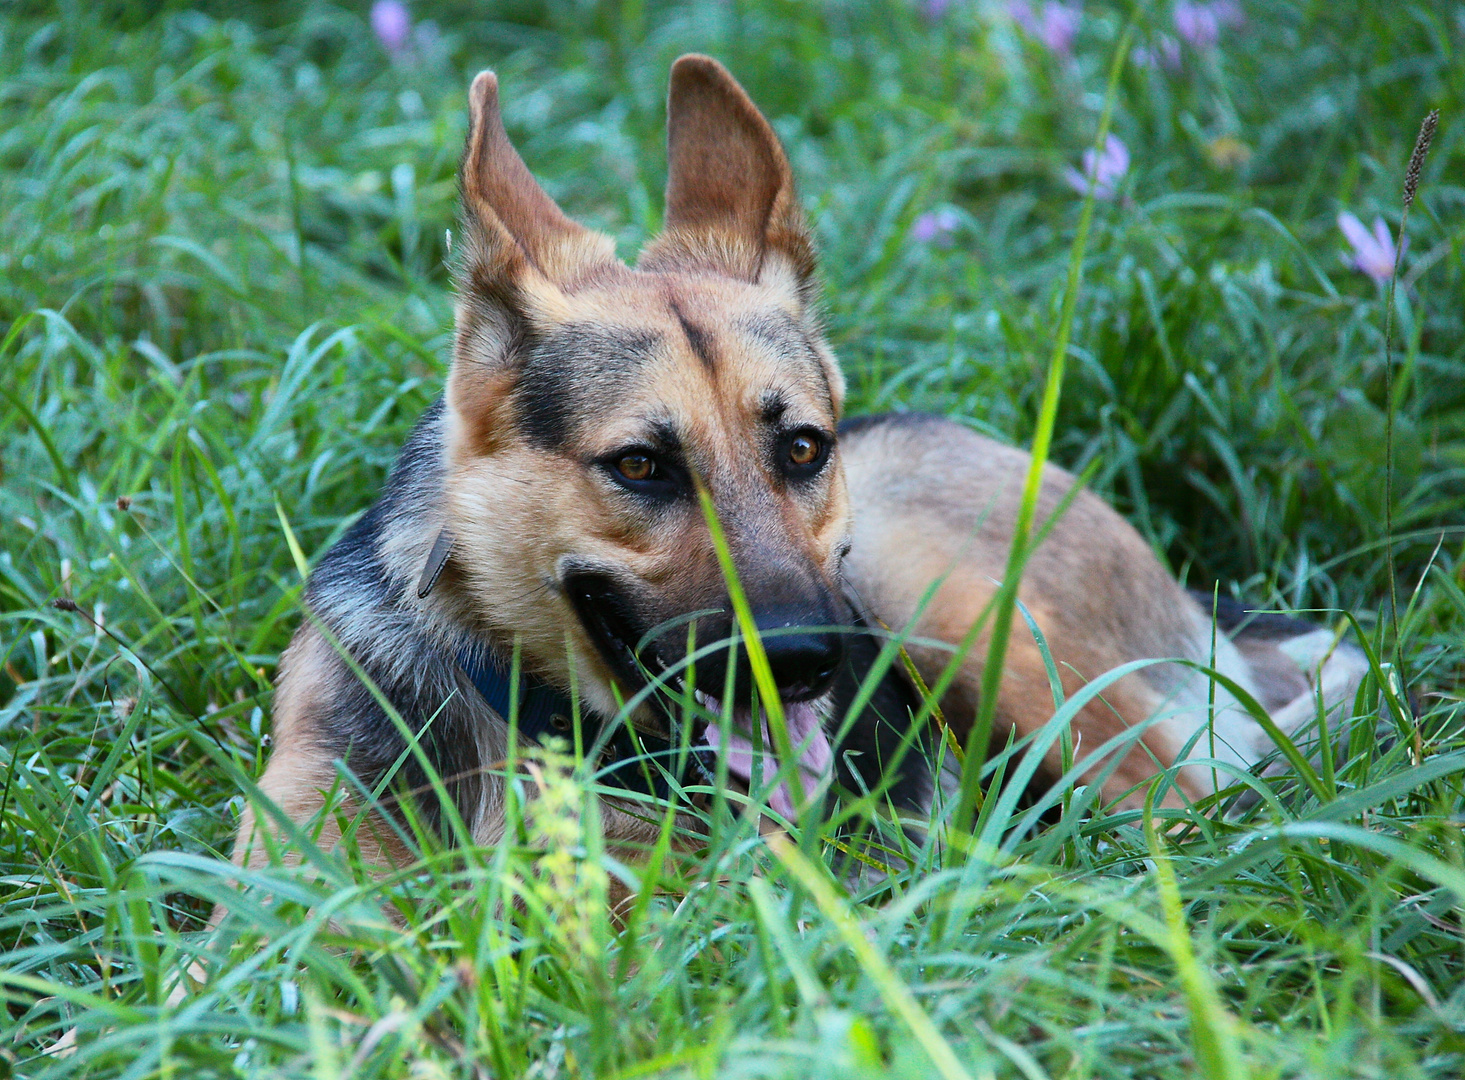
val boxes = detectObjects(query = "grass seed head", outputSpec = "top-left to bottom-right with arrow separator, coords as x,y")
1403,108 -> 1439,207
518,743 -> 608,964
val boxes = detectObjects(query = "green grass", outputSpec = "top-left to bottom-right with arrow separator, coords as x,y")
3,1 -> 1465,1076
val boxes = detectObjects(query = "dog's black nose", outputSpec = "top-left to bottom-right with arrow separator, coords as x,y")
756,611 -> 844,702
686,602 -> 846,704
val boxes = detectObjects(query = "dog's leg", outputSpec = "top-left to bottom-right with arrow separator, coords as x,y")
1238,626 -> 1372,773
230,625 -> 420,875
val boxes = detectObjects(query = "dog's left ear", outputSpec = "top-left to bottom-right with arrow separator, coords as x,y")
639,55 -> 816,303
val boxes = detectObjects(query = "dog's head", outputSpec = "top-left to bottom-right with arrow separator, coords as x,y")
441,56 -> 849,808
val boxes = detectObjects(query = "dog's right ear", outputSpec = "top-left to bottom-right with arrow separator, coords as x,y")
455,70 -> 615,293
450,71 -> 617,451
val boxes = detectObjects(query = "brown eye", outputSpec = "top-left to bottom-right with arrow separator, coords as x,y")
788,433 -> 821,467
617,453 -> 654,482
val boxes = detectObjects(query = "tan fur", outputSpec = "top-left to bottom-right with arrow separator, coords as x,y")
442,57 -> 844,731
640,55 -> 817,295
841,418 -> 1357,807
444,272 -> 845,723
458,70 -> 618,287
233,626 -> 417,871
237,624 -> 674,890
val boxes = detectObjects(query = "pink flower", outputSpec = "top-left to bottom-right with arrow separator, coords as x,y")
1337,212 -> 1400,283
1009,1 -> 1082,58
1063,134 -> 1130,201
370,0 -> 411,55
911,207 -> 961,245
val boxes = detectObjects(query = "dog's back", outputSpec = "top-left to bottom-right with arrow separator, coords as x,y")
841,413 -> 1368,806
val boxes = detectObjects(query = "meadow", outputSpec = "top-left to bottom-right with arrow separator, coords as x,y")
2,1 -> 1463,1076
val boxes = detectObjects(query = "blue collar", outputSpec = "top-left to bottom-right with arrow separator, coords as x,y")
455,645 -> 689,798
426,525 -> 690,798
456,645 -> 575,746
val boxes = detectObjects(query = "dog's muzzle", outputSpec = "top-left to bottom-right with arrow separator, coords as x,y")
561,568 -> 844,815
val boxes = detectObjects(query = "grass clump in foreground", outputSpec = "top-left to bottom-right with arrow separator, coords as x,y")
2,1 -> 1464,1077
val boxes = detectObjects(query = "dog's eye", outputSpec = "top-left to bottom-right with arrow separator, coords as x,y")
601,445 -> 686,500
616,453 -> 655,482
788,434 -> 821,467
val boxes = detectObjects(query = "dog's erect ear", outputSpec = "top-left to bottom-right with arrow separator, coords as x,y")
639,55 -> 816,299
456,70 -> 615,290
450,72 -> 619,453
451,70 -> 624,451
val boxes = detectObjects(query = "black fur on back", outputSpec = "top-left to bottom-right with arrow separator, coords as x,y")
838,411 -> 946,440
1187,589 -> 1319,641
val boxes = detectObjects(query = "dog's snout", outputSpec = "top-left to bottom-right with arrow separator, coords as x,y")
760,621 -> 844,701
689,601 -> 845,704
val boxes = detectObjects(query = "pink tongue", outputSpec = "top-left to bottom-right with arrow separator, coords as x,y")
701,700 -> 832,819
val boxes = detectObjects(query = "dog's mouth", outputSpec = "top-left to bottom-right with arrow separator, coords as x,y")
563,569 -> 835,814
694,689 -> 833,819
563,571 -> 652,697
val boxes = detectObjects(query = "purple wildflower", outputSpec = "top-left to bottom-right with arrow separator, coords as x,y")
1132,34 -> 1182,71
1009,1 -> 1082,58
922,0 -> 953,21
1173,1 -> 1243,50
1212,1 -> 1246,28
1063,134 -> 1130,201
1008,0 -> 1038,35
1337,212 -> 1400,283
911,207 -> 961,246
1039,2 -> 1081,55
370,0 -> 412,55
1173,1 -> 1220,49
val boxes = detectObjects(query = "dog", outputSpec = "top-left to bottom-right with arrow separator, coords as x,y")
232,55 -> 1368,877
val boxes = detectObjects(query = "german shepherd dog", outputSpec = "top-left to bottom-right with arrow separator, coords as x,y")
234,56 -> 1368,874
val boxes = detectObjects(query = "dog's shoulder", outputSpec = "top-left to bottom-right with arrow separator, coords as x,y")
277,397 -> 501,829
307,398 -> 448,627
